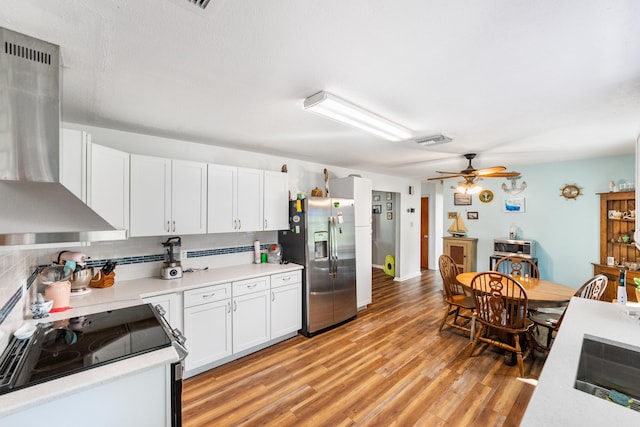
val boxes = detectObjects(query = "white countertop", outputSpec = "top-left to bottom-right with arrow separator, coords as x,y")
0,262 -> 303,417
44,262 -> 303,321
521,298 -> 640,425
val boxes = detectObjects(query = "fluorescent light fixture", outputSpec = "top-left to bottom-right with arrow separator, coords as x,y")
303,91 -> 412,141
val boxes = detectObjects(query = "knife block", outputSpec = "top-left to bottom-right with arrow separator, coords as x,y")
90,271 -> 115,288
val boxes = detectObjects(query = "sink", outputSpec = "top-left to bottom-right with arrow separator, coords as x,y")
574,334 -> 640,412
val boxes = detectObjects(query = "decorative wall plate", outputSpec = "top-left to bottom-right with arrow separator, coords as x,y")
561,184 -> 582,200
478,189 -> 494,203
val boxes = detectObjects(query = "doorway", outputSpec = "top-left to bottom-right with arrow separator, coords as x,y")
371,190 -> 397,273
420,197 -> 429,269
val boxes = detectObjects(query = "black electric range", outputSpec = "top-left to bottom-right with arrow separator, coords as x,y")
0,304 -> 173,395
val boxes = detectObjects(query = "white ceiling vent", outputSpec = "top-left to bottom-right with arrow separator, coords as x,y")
187,0 -> 211,9
4,40 -> 52,65
415,134 -> 452,147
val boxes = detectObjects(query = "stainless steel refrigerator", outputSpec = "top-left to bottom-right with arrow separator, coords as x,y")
278,197 -> 357,337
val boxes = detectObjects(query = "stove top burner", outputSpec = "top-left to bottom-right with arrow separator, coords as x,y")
0,304 -> 172,395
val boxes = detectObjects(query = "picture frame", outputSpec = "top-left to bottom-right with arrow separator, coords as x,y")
504,197 -> 525,213
386,192 -> 392,201
467,211 -> 479,220
454,193 -> 472,206
447,212 -> 457,219
373,194 -> 381,202
386,202 -> 392,210
387,212 -> 393,220
372,205 -> 382,214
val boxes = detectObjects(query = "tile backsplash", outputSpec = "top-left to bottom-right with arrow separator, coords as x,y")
0,231 -> 278,349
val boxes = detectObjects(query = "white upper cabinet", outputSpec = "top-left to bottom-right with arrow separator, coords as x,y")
61,129 -> 129,232
207,165 -> 263,233
263,171 -> 289,231
236,167 -> 264,231
171,160 -> 207,235
60,128 -> 88,202
130,155 -> 206,237
87,143 -> 130,231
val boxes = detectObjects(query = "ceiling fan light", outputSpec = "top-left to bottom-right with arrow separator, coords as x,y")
303,91 -> 412,141
456,180 -> 482,195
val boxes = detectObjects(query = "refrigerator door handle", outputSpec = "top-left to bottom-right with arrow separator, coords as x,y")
330,216 -> 338,278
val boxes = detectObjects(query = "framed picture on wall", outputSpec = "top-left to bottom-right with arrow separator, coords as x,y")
386,202 -> 392,210
447,212 -> 457,219
454,193 -> 472,206
372,205 -> 382,214
467,211 -> 479,220
373,194 -> 380,202
387,212 -> 393,220
504,197 -> 525,213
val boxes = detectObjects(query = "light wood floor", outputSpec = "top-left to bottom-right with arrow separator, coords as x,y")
183,268 -> 545,426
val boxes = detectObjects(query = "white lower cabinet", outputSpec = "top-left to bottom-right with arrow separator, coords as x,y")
182,284 -> 232,373
270,271 -> 302,337
4,364 -> 170,426
232,276 -> 271,353
143,292 -> 183,333
181,270 -> 302,377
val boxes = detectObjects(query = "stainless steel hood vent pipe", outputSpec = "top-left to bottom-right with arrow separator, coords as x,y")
0,27 -> 126,246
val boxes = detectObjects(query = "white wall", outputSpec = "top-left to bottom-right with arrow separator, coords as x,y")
438,154 -> 634,288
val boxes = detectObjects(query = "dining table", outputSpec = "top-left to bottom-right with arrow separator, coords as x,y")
456,271 -> 577,308
456,271 -> 577,365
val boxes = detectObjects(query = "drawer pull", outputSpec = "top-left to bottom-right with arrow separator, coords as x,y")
247,284 -> 257,289
283,276 -> 291,281
201,292 -> 216,299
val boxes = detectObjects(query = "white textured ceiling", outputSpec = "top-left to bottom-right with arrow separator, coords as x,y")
2,0 -> 640,178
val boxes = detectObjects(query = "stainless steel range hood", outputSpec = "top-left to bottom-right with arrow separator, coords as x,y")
0,27 -> 126,246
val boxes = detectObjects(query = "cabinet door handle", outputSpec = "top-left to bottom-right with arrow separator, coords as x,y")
238,220 -> 241,230
233,219 -> 237,229
233,300 -> 237,311
166,221 -> 170,232
172,221 -> 176,232
264,219 -> 267,229
227,301 -> 231,313
271,291 -> 275,301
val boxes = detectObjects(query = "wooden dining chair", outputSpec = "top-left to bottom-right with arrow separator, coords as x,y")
529,274 -> 609,352
494,256 -> 540,279
469,271 -> 534,377
438,254 -> 475,335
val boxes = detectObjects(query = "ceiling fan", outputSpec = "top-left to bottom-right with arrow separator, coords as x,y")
427,153 -> 520,193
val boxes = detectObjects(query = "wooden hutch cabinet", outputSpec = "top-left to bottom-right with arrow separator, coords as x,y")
593,191 -> 639,302
443,236 -> 477,273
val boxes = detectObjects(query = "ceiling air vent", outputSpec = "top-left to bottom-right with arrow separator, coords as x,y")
187,0 -> 211,9
415,134 -> 452,147
4,41 -> 51,64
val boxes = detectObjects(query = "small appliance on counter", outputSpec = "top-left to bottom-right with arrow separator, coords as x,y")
161,236 -> 183,279
267,243 -> 282,264
50,250 -> 93,295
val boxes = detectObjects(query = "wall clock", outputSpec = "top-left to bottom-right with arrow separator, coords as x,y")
561,184 -> 582,200
478,189 -> 494,203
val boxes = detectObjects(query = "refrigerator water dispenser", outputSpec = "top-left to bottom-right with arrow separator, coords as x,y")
314,231 -> 328,259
